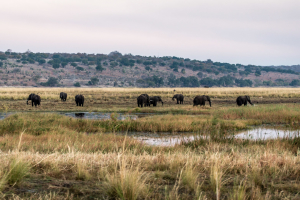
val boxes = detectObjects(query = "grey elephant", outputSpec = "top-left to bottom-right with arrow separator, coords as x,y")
75,94 -> 84,106
137,94 -> 150,107
32,95 -> 41,107
236,96 -> 253,106
172,94 -> 184,104
149,96 -> 163,107
27,93 -> 36,105
60,92 -> 67,101
193,95 -> 211,107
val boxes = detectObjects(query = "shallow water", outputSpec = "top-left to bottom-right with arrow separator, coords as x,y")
0,111 -> 153,120
60,112 -> 143,120
133,128 -> 300,146
235,128 -> 300,140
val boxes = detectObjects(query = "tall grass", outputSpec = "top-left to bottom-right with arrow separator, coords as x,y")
1,87 -> 300,100
103,155 -> 149,200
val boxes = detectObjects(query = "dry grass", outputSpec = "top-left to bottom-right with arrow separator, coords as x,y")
1,87 -> 300,100
0,88 -> 300,198
0,139 -> 299,199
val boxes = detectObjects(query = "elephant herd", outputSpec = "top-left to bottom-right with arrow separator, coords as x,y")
137,94 -> 253,107
26,92 -> 85,107
26,92 -> 253,108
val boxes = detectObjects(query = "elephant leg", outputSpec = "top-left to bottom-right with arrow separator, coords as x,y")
177,99 -> 179,104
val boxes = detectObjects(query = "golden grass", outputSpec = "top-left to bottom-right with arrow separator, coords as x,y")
1,87 -> 300,100
0,139 -> 299,199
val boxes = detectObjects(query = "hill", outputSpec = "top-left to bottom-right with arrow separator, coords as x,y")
0,50 -> 299,87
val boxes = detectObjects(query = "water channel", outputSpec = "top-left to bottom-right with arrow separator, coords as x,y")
132,128 -> 300,146
1,112 -> 300,147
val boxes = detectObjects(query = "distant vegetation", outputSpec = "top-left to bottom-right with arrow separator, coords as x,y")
0,49 -> 299,87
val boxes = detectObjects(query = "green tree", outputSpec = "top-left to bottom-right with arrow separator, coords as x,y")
71,62 -> 77,67
61,62 -> 68,67
96,65 -> 105,71
290,79 -> 300,86
181,69 -> 186,74
76,66 -> 84,71
0,62 -> 3,67
53,63 -> 60,69
38,59 -> 46,65
89,77 -> 99,85
255,70 -> 261,76
74,82 -> 81,87
42,77 -> 58,87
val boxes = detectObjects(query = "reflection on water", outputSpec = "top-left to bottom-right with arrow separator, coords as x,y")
235,128 -> 300,140
0,112 -> 153,121
60,112 -> 150,120
133,128 -> 300,146
135,135 -> 200,146
0,112 -> 11,120
75,113 -> 85,117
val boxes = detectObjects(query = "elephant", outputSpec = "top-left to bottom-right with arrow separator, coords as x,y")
137,94 -> 150,107
27,93 -> 36,105
172,94 -> 184,104
60,92 -> 67,101
149,96 -> 163,107
236,96 -> 253,106
193,95 -> 211,107
31,95 -> 41,107
75,94 -> 84,106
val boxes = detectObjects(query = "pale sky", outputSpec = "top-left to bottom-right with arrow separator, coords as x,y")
1,0 -> 299,66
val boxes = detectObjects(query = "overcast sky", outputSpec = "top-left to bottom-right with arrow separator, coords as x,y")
1,0 -> 299,65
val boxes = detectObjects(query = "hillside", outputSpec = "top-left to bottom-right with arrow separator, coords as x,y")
0,50 -> 299,87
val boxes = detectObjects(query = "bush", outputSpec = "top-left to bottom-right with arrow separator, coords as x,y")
96,65 -> 105,71
290,79 -> 300,86
0,62 -> 3,68
76,66 -> 84,71
61,62 -> 68,67
53,63 -> 60,69
89,77 -> 99,85
0,55 -> 7,60
41,77 -> 59,87
145,66 -> 152,71
71,62 -> 77,67
38,59 -> 46,65
74,82 -> 81,87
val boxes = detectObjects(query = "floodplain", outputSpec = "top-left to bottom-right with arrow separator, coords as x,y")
0,87 -> 300,199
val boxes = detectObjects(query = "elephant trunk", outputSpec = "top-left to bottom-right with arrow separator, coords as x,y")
172,97 -> 175,101
209,100 -> 211,107
248,100 -> 253,105
161,101 -> 163,106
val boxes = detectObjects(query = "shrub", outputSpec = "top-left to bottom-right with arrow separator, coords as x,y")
53,63 -> 60,69
41,77 -> 59,87
71,62 -> 77,67
76,66 -> 84,71
96,65 -> 105,71
74,82 -> 81,87
88,77 -> 99,85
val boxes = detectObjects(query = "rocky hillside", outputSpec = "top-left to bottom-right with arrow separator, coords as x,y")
0,50 -> 299,87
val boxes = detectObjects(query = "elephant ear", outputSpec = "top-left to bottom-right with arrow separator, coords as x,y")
246,96 -> 250,101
